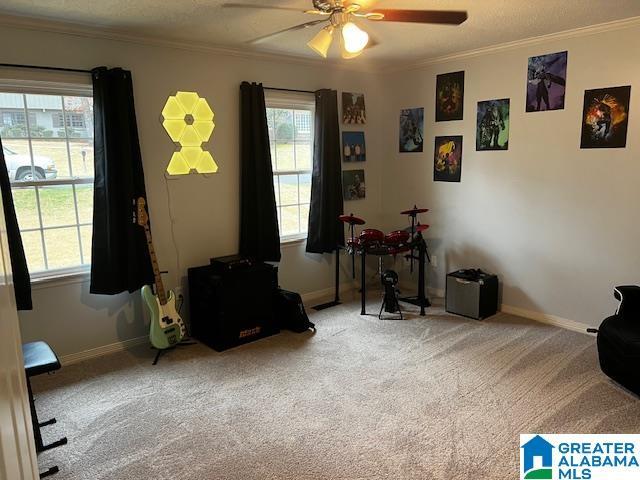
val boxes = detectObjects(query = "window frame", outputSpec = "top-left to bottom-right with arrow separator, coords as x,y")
265,91 -> 315,243
0,79 -> 94,281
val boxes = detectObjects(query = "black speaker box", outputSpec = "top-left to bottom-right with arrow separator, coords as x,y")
188,259 -> 279,351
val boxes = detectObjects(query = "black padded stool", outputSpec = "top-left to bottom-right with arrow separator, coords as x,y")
23,341 -> 68,478
592,286 -> 640,396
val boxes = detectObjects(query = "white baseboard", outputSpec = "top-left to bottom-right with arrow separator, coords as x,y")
301,282 -> 357,305
500,304 -> 594,336
59,335 -> 149,366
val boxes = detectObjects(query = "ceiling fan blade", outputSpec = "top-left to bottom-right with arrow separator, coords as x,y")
221,3 -> 308,13
368,9 -> 468,25
248,19 -> 329,44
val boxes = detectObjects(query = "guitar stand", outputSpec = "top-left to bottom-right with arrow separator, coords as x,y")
151,340 -> 197,366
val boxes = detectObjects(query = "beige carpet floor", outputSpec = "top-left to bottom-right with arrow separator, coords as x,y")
33,294 -> 639,480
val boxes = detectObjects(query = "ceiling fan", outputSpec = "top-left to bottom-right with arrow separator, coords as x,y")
222,1 -> 468,59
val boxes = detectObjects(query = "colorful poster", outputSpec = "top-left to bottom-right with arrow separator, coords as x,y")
342,131 -> 366,162
580,86 -> 631,149
436,71 -> 464,121
476,99 -> 510,151
434,136 -> 463,182
399,108 -> 424,152
342,92 -> 366,124
526,51 -> 567,112
342,169 -> 365,200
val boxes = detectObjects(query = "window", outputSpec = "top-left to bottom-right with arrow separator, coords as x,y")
266,93 -> 314,241
0,85 -> 94,278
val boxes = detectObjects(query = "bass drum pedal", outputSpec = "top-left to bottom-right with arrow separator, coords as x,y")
379,269 -> 403,320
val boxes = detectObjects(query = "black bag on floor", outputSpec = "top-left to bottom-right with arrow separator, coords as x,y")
275,289 -> 315,333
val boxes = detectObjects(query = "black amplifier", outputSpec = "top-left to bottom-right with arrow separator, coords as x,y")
445,269 -> 498,320
188,257 -> 279,351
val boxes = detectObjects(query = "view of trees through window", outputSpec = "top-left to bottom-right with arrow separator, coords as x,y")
266,103 -> 314,239
0,90 -> 94,275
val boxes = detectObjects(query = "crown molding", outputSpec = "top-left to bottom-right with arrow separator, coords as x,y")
0,12 -> 380,74
2,11 -> 640,76
382,15 -> 640,73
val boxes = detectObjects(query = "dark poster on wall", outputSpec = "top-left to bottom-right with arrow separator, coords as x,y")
342,131 -> 366,162
342,92 -> 366,124
434,136 -> 463,182
435,71 -> 464,121
476,99 -> 510,151
526,51 -> 567,112
399,107 -> 424,152
342,169 -> 365,200
580,86 -> 631,149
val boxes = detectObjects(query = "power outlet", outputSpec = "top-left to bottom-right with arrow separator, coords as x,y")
431,255 -> 438,268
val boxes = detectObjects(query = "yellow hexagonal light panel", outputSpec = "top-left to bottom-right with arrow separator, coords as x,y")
161,91 -> 217,175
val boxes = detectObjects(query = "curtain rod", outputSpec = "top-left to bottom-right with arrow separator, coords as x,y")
264,86 -> 315,95
0,63 -> 91,74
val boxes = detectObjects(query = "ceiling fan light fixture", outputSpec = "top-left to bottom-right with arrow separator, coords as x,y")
307,25 -> 334,58
341,21 -> 369,54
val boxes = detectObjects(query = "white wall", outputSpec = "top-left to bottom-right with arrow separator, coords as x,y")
0,25 -> 389,357
382,23 -> 640,327
6,18 -> 640,358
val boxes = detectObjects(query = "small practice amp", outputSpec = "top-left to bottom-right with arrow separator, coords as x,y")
446,269 -> 498,320
188,256 -> 279,351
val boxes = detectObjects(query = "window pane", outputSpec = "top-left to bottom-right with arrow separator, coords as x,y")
273,176 -> 280,207
11,186 -> 39,230
280,205 -> 299,236
80,225 -> 92,265
63,96 -> 93,139
294,110 -> 311,140
3,139 -> 29,183
266,108 -> 275,142
39,185 -> 77,227
299,173 -> 311,204
30,138 -> 69,179
75,184 -> 94,224
44,227 -> 81,269
0,93 -> 27,138
69,140 -> 94,178
295,142 -> 312,170
21,231 -> 45,272
275,143 -> 295,171
278,174 -> 298,206
273,109 -> 293,142
300,204 -> 310,233
26,94 -> 63,138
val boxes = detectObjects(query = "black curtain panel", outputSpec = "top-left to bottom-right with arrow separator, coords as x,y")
239,81 -> 281,262
90,67 -> 153,295
0,137 -> 32,310
306,89 -> 344,254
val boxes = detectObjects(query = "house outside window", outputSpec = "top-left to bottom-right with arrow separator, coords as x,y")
0,82 -> 94,279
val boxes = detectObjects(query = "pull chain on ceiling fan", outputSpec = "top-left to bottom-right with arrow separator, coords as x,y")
222,1 -> 468,59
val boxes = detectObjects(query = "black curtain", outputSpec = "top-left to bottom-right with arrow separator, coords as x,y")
239,81 -> 281,262
306,89 -> 344,254
0,137 -> 31,310
90,67 -> 153,294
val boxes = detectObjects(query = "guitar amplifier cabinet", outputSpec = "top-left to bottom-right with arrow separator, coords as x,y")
445,269 -> 498,320
188,258 -> 279,351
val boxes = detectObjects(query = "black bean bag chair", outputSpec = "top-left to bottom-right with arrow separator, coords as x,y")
595,286 -> 640,396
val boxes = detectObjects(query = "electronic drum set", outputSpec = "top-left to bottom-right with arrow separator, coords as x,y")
336,206 -> 431,318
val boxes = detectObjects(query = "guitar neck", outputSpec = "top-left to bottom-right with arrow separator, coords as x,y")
143,224 -> 167,305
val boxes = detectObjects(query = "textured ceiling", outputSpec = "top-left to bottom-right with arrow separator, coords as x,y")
2,0 -> 640,65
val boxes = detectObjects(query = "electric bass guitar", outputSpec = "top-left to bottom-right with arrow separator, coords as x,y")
135,197 -> 186,350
